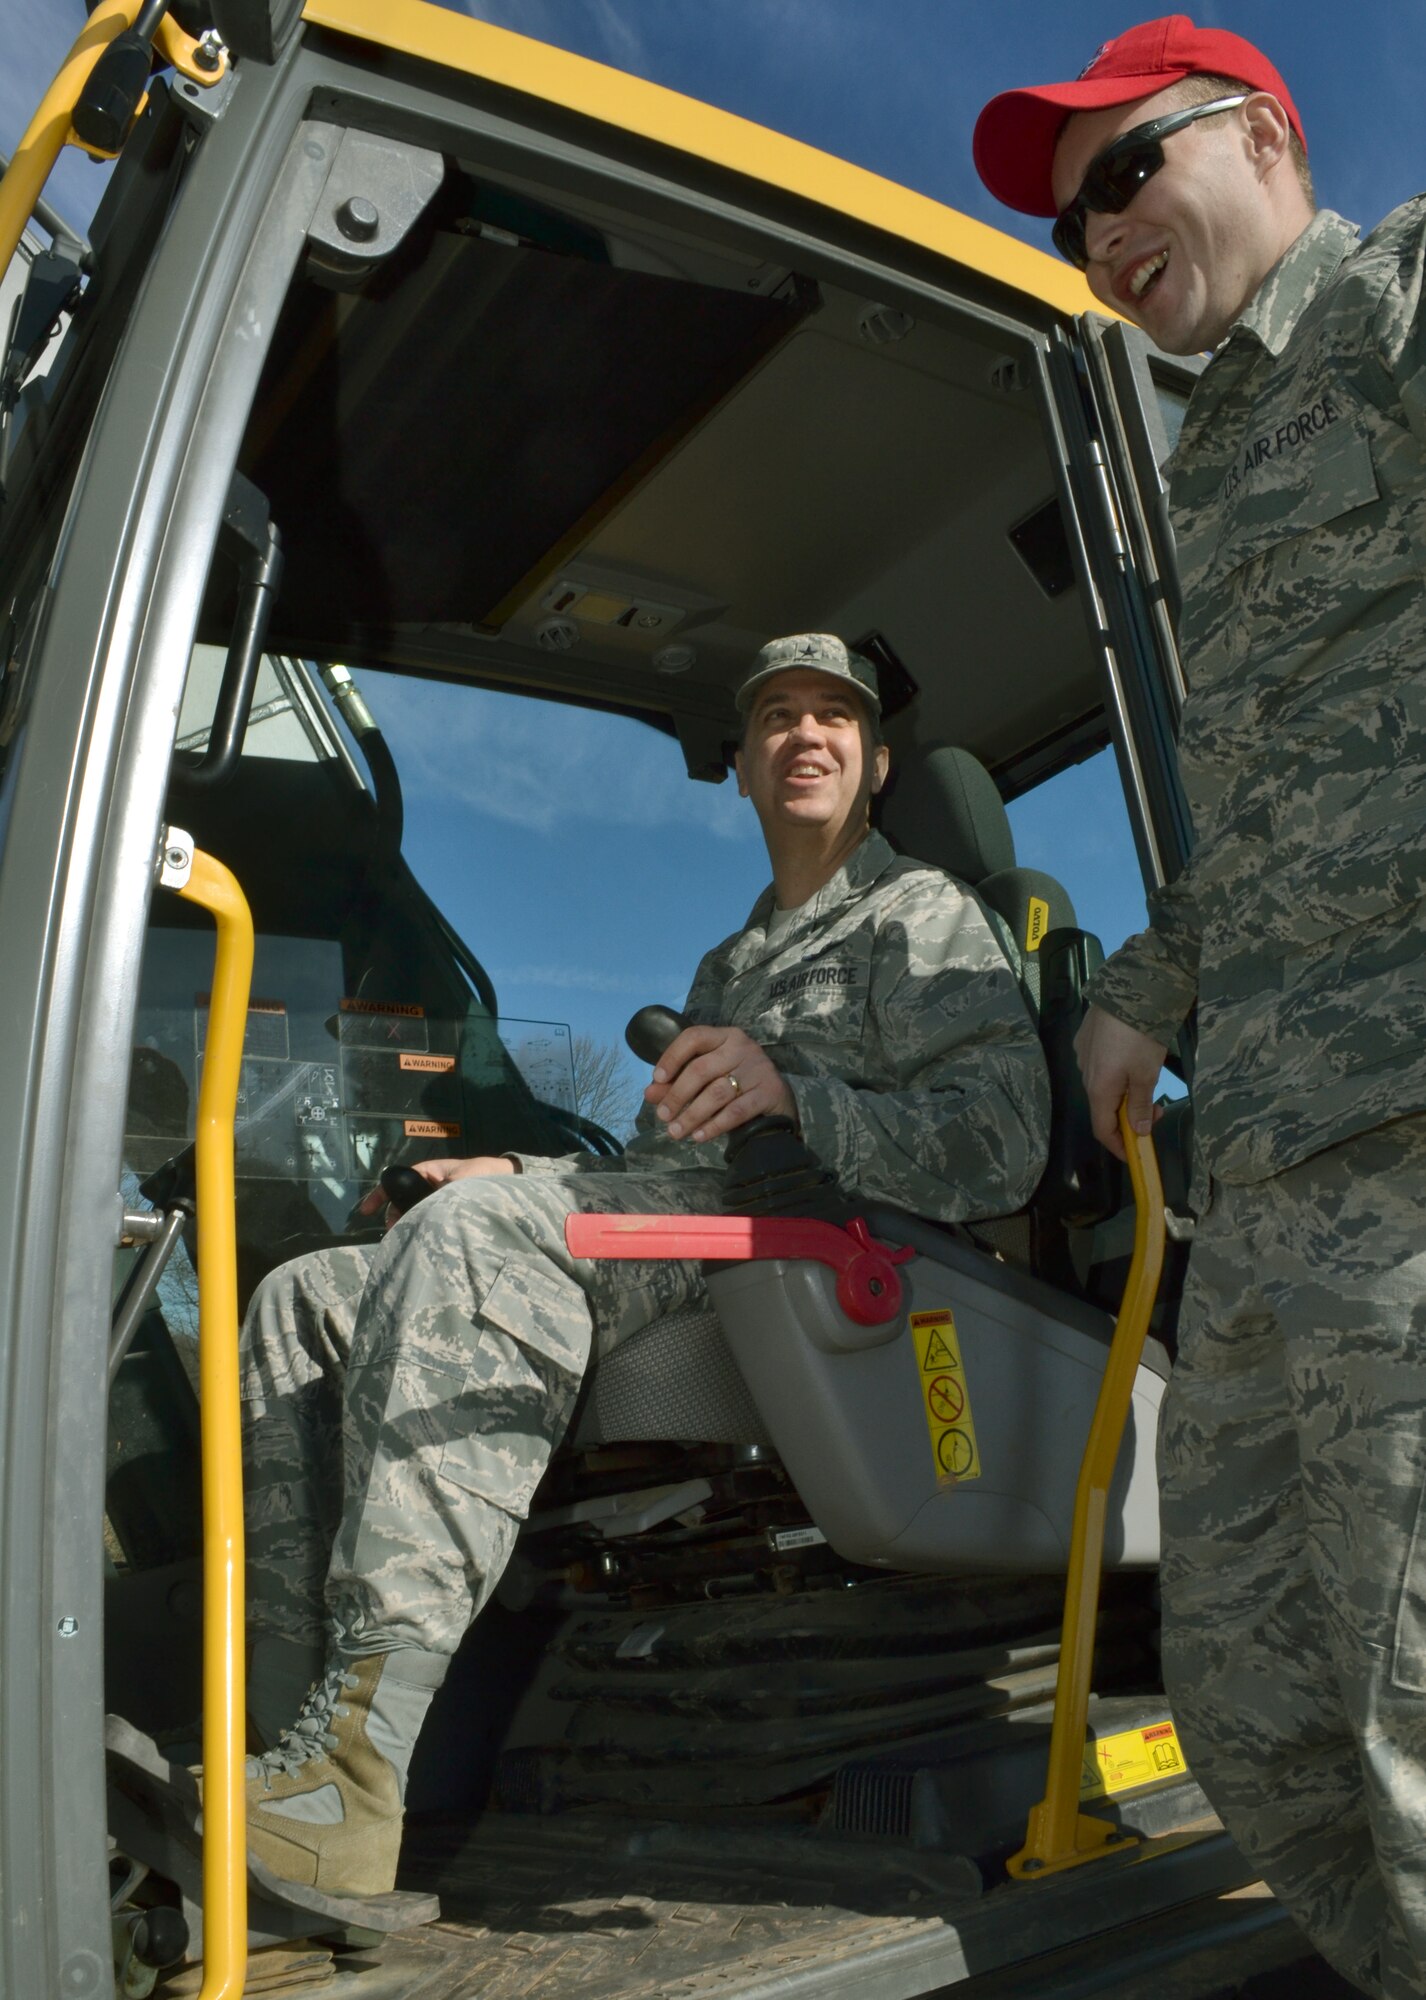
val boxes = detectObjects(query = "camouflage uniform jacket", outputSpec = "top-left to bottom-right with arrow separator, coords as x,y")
517,831 -> 1049,1223
1088,203 -> 1426,1183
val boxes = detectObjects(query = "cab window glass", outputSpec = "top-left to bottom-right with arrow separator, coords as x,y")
123,660 -> 771,1306
355,670 -> 770,1139
175,647 -> 335,765
1007,747 -> 1185,1098
1006,746 -> 1145,957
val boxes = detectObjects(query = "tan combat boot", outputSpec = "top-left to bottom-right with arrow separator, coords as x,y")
239,1648 -> 445,1896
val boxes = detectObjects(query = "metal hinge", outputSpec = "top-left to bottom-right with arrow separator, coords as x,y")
305,129 -> 444,288
172,59 -> 238,132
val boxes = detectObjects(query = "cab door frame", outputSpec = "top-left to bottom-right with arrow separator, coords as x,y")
1048,315 -> 1204,893
0,48 -> 336,1996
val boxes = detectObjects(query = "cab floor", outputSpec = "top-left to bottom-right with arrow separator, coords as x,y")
256,1897 -> 1360,2000
214,1805 -> 1355,2000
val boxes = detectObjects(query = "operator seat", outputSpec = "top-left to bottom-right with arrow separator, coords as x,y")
563,742 -> 1165,1580
572,740 -> 1055,1455
572,740 -> 1077,1445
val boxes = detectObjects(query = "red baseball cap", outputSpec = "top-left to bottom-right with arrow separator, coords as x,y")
973,14 -> 1306,218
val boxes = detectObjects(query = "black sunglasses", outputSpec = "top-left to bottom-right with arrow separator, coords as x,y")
1052,94 -> 1248,269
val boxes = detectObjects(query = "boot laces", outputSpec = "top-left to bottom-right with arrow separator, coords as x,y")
250,1664 -> 359,1783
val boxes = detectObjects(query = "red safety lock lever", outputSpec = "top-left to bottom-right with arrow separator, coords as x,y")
576,1006 -> 913,1325
563,1212 -> 914,1326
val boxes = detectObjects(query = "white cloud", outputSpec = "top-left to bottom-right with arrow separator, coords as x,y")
492,961 -> 652,993
458,0 -> 649,73
360,672 -> 760,844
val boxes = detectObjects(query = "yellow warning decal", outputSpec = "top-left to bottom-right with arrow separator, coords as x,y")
399,1053 -> 456,1073
909,1309 -> 981,1485
404,1118 -> 461,1139
1024,896 -> 1050,953
1079,1720 -> 1188,1800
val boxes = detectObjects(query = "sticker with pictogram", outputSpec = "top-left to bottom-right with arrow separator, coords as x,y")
909,1309 -> 981,1484
1078,1719 -> 1189,1800
926,1374 -> 965,1423
920,1330 -> 955,1371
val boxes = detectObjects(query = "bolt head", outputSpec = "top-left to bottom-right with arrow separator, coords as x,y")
336,195 -> 380,243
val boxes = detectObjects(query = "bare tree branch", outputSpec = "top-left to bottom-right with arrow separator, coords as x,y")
570,1032 -> 644,1139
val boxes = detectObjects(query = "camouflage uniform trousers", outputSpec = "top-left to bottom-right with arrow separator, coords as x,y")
1159,1113 -> 1426,2000
240,1168 -> 724,1659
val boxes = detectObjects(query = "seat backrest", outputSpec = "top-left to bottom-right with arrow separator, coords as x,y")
879,745 -> 1075,1012
882,745 -> 1124,1242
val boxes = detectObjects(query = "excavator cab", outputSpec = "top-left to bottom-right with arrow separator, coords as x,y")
0,7 -> 1312,1997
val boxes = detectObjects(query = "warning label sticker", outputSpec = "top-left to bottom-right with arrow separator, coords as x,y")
910,1309 -> 981,1484
340,998 -> 425,1018
404,1118 -> 460,1139
1079,1719 -> 1188,1800
399,1053 -> 455,1074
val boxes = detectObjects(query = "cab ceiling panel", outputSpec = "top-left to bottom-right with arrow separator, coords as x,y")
240,215 -> 809,652
827,453 -> 1099,772
586,330 -> 1038,629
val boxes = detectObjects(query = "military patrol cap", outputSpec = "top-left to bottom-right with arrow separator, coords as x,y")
735,633 -> 881,716
974,14 -> 1305,218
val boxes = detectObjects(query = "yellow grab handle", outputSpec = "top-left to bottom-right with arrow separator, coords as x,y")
1007,1101 -> 1166,1880
0,0 -> 140,281
172,843 -> 253,1999
0,0 -> 229,284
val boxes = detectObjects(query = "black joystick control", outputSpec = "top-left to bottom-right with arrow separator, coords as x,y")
380,1164 -> 436,1214
625,1004 -> 689,1065
625,1003 -> 843,1216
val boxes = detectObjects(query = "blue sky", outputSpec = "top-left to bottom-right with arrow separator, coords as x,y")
9,5 -> 1422,248
5,6 -> 1422,1124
